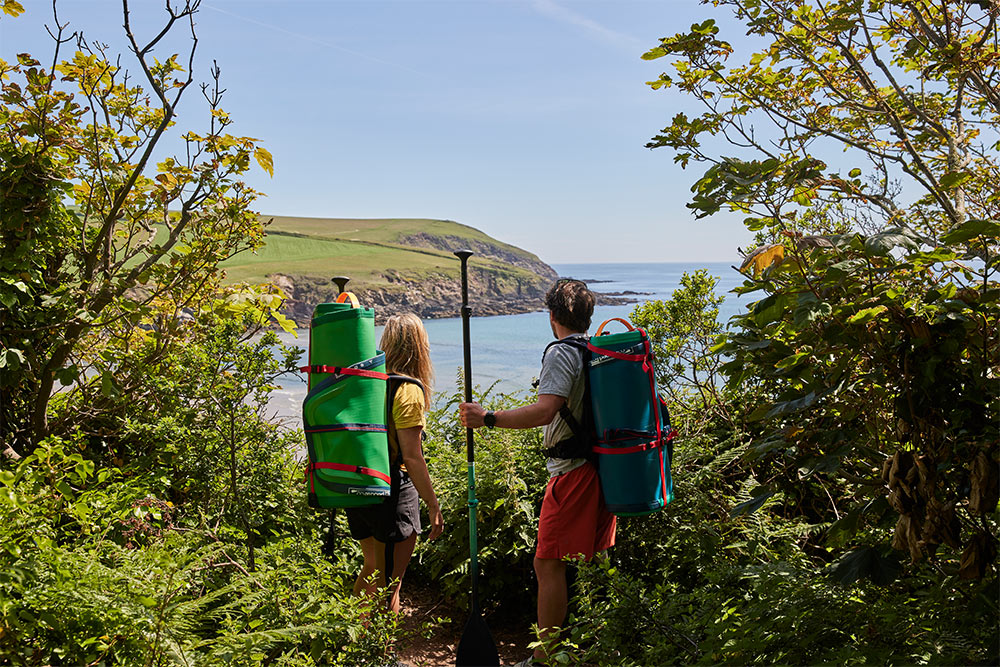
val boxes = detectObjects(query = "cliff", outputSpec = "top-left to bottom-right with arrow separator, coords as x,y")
273,264 -> 550,325
220,216 -> 633,326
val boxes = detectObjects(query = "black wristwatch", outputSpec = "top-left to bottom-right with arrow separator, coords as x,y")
483,411 -> 497,429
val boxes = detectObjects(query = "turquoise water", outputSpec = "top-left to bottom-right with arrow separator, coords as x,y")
271,261 -> 748,423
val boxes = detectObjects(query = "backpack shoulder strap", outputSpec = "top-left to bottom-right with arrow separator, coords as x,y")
541,335 -> 595,459
386,374 -> 424,467
542,334 -> 589,361
387,374 -> 423,403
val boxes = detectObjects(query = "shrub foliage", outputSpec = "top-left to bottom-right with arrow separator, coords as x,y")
1,0 -> 996,664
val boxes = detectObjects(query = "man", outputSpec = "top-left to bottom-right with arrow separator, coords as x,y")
459,279 -> 616,667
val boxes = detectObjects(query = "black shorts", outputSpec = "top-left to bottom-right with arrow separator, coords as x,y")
345,472 -> 421,543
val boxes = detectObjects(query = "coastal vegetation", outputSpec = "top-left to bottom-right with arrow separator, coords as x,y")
221,215 -> 558,324
223,214 -> 551,288
1,0 -> 996,665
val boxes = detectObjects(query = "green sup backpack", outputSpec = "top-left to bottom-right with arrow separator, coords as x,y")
300,293 -> 397,509
545,317 -> 676,517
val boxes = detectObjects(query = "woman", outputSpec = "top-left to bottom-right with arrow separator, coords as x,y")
346,313 -> 444,613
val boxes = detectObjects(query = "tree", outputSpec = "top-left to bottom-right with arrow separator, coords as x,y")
0,0 -> 278,456
631,269 -> 733,427
645,0 -> 999,237
644,0 -> 998,581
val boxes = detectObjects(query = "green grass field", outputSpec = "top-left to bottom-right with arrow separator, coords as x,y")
221,215 -> 544,285
263,216 -> 491,246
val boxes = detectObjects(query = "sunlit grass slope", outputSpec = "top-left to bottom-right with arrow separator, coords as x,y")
221,215 -> 544,285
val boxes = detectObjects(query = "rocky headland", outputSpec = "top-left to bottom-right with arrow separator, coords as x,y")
269,233 -> 639,326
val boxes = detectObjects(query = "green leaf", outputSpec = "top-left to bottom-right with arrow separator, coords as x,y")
940,218 -> 1000,245
826,508 -> 863,547
748,434 -> 786,456
693,18 -> 718,35
829,547 -> 901,586
864,227 -> 919,256
939,171 -> 971,189
746,402 -> 774,422
730,487 -> 775,516
908,248 -> 957,266
642,46 -> 668,61
730,336 -> 772,350
847,305 -> 887,324
100,371 -> 118,397
775,351 -> 809,369
1,348 -> 25,370
752,294 -> 788,326
794,296 -> 832,326
765,391 -> 817,418
55,366 -> 79,386
310,637 -> 325,662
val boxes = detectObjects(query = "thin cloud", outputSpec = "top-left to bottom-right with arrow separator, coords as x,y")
201,3 -> 434,80
530,0 -> 646,53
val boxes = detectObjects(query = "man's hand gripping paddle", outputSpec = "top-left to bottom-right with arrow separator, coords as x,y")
454,249 -> 500,667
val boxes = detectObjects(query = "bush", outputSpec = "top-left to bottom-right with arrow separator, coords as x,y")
545,417 -> 997,665
539,267 -> 998,665
411,378 -> 548,614
0,438 -> 399,666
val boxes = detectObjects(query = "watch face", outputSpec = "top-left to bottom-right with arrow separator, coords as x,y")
484,411 -> 496,427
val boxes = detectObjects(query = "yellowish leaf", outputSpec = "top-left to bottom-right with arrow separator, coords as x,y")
740,244 -> 786,276
2,1 -> 25,18
254,146 -> 274,177
275,313 -> 298,335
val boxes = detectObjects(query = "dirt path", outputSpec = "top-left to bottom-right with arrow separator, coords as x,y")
395,583 -> 534,666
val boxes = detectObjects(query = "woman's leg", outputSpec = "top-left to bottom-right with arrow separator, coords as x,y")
353,537 -> 379,597
372,533 -> 418,613
387,533 -> 418,613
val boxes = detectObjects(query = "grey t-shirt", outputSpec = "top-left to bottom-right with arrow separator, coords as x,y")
538,334 -> 588,477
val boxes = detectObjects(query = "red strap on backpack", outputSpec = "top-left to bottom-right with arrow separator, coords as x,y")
298,365 -> 389,381
307,461 -> 391,485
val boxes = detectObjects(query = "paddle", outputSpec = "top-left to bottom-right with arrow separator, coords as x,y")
454,249 -> 500,667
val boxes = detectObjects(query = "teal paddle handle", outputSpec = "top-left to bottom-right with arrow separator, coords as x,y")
467,462 -> 479,577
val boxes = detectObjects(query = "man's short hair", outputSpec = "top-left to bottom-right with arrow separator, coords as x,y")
545,279 -> 595,333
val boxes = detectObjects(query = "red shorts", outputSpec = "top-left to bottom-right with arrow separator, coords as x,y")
536,462 -> 616,561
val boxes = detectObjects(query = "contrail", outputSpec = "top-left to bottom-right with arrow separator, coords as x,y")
531,0 -> 647,53
202,3 -> 435,80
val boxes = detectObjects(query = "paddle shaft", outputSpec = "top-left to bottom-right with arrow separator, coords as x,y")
455,250 -> 480,608
454,249 -> 500,666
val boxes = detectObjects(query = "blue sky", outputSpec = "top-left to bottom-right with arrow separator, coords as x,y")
1,0 -> 754,264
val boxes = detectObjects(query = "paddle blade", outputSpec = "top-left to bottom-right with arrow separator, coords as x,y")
455,608 -> 499,666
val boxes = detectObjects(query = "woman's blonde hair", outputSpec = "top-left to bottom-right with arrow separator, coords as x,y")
380,313 -> 434,407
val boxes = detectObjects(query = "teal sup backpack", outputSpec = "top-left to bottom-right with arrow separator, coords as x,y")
545,317 -> 676,517
300,293 -> 395,509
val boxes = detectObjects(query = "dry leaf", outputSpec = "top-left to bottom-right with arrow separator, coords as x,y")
920,499 -> 961,550
969,450 -> 999,514
740,244 -> 786,276
892,515 -> 910,551
795,234 -> 835,250
959,532 -> 997,580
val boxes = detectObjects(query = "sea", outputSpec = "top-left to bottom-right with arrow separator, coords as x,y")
269,261 -> 750,425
